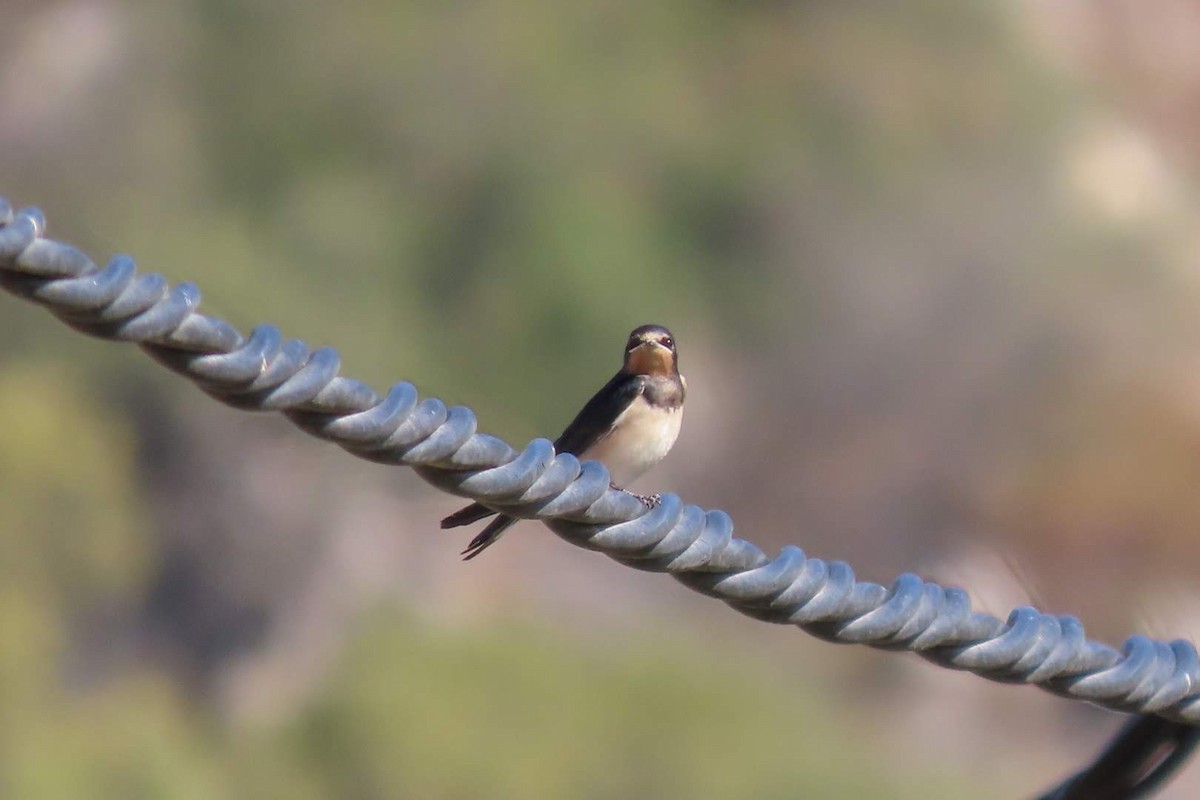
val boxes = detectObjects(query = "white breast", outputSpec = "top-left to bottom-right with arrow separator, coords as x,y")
579,396 -> 683,487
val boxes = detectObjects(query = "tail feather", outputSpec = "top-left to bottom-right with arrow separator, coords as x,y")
441,502 -> 498,529
461,515 -> 519,560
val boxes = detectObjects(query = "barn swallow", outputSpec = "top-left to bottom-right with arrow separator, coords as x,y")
442,324 -> 686,560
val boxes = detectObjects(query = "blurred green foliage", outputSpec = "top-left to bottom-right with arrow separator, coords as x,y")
3,610 -> 999,799
283,616 -> 995,800
54,0 -> 1065,439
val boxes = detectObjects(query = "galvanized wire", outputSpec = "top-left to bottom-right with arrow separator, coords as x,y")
3,196 -> 1200,726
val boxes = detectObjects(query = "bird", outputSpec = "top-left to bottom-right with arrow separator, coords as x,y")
442,324 -> 687,560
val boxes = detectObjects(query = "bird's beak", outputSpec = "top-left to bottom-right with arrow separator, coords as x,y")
634,340 -> 669,352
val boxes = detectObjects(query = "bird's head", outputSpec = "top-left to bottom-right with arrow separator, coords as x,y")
623,324 -> 678,376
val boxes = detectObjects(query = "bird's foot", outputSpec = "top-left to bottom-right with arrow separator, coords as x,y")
632,492 -> 662,508
609,483 -> 661,508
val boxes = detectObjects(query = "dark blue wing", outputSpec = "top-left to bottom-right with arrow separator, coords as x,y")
553,372 -> 645,456
441,371 -> 643,560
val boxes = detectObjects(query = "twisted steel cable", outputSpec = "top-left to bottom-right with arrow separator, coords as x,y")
1037,715 -> 1200,799
3,197 -> 1200,727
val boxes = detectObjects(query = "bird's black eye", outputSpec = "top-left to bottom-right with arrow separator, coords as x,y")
662,336 -> 674,349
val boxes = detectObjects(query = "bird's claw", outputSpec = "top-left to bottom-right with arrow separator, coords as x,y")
634,492 -> 662,508
609,483 -> 661,508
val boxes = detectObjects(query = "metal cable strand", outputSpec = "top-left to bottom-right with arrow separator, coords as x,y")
3,196 -> 1199,726
1036,714 -> 1200,799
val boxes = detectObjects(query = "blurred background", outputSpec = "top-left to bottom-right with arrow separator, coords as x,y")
4,0 -> 1200,796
